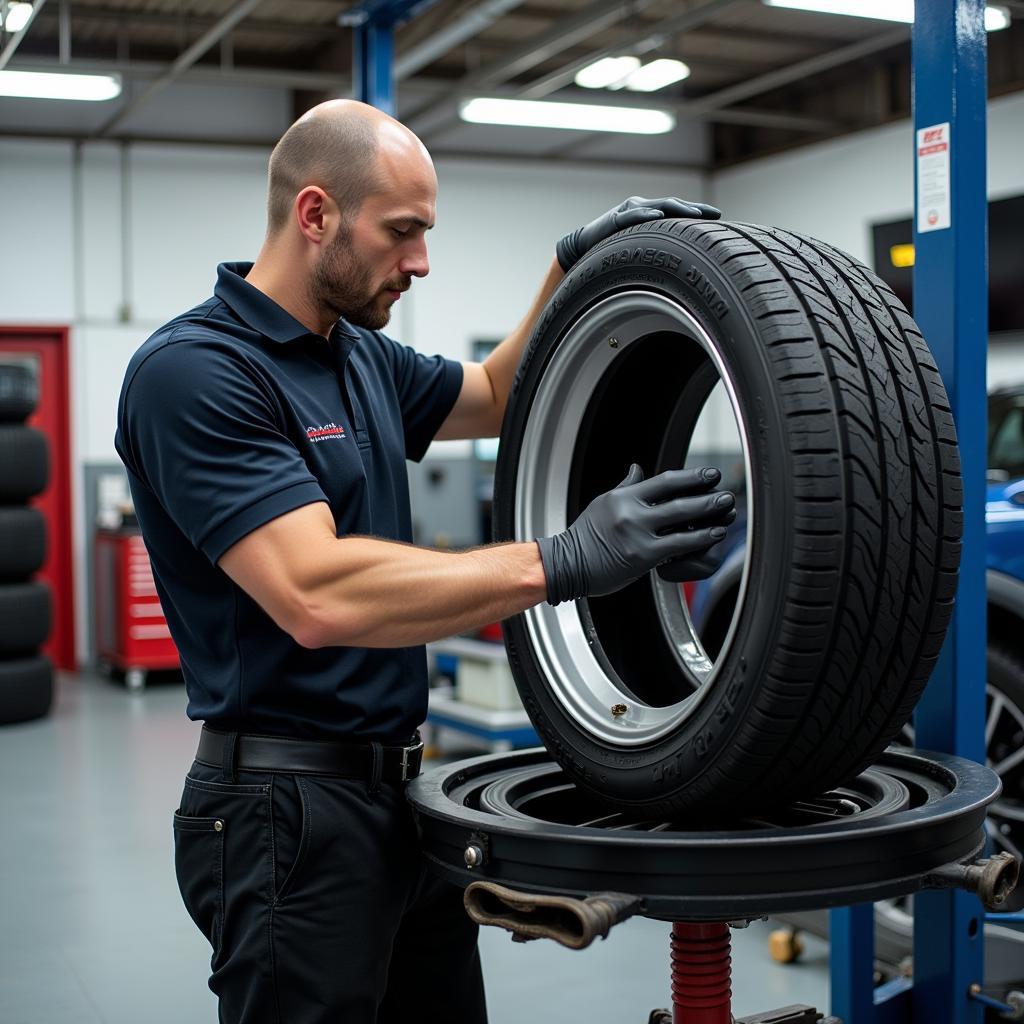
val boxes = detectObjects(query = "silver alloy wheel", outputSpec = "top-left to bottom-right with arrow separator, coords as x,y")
514,290 -> 753,746
986,681 -> 1024,860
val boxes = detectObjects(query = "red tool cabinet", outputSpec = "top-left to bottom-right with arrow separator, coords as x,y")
94,528 -> 179,689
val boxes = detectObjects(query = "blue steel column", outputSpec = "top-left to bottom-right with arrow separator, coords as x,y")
830,904 -> 878,1023
348,1 -> 440,113
911,3 -> 989,1024
354,18 -> 395,114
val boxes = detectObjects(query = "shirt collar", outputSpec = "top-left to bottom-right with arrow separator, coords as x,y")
214,261 -> 358,344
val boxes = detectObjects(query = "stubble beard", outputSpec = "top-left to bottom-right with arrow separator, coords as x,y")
312,225 -> 399,332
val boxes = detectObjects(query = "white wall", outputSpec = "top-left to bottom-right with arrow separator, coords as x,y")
711,90 -> 1024,264
710,89 -> 1024,394
0,135 -> 706,659
3,89 -> 1023,662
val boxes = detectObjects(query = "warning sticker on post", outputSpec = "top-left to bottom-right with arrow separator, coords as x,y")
917,122 -> 951,233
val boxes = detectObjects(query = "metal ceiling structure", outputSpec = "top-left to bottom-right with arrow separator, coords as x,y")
0,0 -> 1021,166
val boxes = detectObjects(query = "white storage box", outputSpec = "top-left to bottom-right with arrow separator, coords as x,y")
457,653 -> 523,711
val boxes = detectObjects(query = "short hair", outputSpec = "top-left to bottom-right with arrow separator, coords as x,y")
266,109 -> 381,235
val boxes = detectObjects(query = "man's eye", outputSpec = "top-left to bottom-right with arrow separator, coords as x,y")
391,227 -> 408,238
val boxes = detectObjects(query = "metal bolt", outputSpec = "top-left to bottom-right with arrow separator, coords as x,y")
608,337 -> 619,348
611,703 -> 628,717
214,820 -> 224,832
969,983 -> 982,996
464,844 -> 485,868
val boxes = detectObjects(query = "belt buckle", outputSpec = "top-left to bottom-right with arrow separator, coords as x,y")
400,737 -> 424,781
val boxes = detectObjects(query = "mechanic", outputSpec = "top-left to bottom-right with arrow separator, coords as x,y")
114,99 -> 734,1023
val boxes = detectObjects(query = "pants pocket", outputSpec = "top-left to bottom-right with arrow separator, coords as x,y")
271,775 -> 312,904
173,811 -> 225,949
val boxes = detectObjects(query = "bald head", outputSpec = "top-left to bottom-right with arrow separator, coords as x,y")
265,100 -> 427,237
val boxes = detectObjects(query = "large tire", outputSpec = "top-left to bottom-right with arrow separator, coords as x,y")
0,425 -> 49,502
0,581 -> 52,654
0,655 -> 53,724
0,507 -> 47,580
0,363 -> 38,422
494,218 -> 961,814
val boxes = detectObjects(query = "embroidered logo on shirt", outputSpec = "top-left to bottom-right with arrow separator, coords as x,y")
305,423 -> 346,443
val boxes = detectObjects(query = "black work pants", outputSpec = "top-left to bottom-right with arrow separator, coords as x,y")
173,759 -> 487,1023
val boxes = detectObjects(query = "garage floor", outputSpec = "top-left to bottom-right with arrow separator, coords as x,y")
0,672 -> 829,1024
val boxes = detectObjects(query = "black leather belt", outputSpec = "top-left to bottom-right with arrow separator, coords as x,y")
196,725 -> 425,783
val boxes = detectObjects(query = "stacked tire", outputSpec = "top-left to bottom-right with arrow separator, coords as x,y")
0,363 -> 53,724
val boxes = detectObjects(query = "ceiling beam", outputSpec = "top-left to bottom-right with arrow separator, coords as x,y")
412,0 -> 747,145
517,0 -> 747,100
683,26 -> 909,114
94,0 -> 264,138
403,0 -> 664,134
550,24 -> 908,158
23,7 -> 337,42
0,0 -> 48,72
395,0 -> 525,79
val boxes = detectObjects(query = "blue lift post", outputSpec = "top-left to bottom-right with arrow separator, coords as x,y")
830,2 -> 989,1022
347,0 -> 441,112
909,1 -> 989,1019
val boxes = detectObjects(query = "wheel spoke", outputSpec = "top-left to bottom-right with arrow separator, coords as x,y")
985,692 -> 1007,747
990,744 -> 1024,778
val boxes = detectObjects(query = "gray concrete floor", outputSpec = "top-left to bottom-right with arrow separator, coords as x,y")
0,672 -> 829,1023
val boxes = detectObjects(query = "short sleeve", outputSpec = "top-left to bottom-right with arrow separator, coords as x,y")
116,340 -> 327,564
379,334 -> 464,462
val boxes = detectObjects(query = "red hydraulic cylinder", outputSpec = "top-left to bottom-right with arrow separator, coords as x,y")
670,921 -> 732,1024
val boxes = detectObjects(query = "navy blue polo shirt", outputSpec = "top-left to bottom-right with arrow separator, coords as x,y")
115,262 -> 463,741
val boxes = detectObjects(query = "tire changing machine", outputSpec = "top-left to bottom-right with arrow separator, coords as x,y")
408,747 -> 1017,1024
348,0 -> 1009,1019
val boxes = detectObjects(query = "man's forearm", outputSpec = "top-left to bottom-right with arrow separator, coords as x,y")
299,535 -> 548,649
481,256 -> 564,423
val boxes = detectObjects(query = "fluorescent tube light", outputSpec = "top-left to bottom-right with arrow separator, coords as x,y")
763,0 -> 1010,30
985,5 -> 1010,30
0,70 -> 122,101
623,59 -> 691,92
575,56 -> 641,89
0,1 -> 32,32
460,98 -> 675,134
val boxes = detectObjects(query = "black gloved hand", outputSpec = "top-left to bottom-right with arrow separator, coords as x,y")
556,196 -> 722,272
536,465 -> 735,606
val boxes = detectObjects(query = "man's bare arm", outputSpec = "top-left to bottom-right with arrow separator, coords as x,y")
434,257 -> 564,440
219,501 -> 547,649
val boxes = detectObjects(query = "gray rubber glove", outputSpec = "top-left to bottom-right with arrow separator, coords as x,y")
556,196 -> 722,271
536,465 -> 735,606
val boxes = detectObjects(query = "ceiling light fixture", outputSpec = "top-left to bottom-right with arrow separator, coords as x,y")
575,55 -> 691,92
575,56 -> 641,90
460,97 -> 675,134
0,70 -> 123,101
763,0 -> 1010,31
0,1 -> 32,32
623,58 -> 691,92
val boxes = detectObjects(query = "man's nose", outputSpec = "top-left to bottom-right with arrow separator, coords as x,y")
400,238 -> 429,278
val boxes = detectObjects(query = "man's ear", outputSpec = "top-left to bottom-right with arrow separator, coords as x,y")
294,186 -> 334,244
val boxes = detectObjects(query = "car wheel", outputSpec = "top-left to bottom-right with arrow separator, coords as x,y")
985,642 -> 1024,865
494,218 -> 961,813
